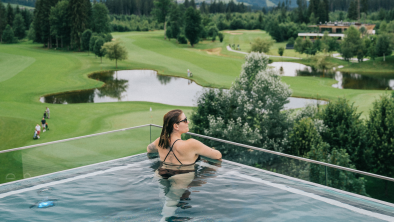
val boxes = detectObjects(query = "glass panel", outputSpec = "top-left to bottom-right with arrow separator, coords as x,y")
183,132 -> 394,204
0,126 -> 150,185
150,125 -> 162,143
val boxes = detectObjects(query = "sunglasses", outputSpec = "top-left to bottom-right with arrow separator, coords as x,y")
177,117 -> 188,123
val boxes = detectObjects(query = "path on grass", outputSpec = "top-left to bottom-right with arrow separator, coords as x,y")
226,46 -> 302,59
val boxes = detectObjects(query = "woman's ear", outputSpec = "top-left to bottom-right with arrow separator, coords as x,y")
173,123 -> 179,131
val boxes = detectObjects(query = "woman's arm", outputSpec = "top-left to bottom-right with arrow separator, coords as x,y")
189,139 -> 222,159
147,138 -> 160,153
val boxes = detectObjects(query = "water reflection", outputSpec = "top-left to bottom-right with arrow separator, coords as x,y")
40,69 -> 325,108
270,62 -> 394,90
148,154 -> 221,221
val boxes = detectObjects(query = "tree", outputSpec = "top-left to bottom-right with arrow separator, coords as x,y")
69,0 -> 89,50
218,32 -> 224,42
0,1 -> 7,42
6,3 -> 14,26
82,29 -> 92,52
92,3 -> 110,34
307,145 -> 368,195
375,34 -> 393,57
340,26 -> 362,62
319,98 -> 371,171
367,94 -> 394,194
250,37 -> 275,53
2,24 -> 15,43
152,0 -> 172,39
101,41 -> 128,68
288,117 -> 323,156
359,26 -> 367,37
35,0 -> 59,48
311,51 -> 333,74
165,25 -> 172,39
191,52 -> 292,151
13,13 -> 25,40
294,36 -> 305,54
89,35 -> 98,56
184,7 -> 202,47
348,0 -> 358,20
309,12 -> 318,25
278,47 -> 285,57
168,3 -> 183,40
49,0 -> 71,48
93,37 -> 106,62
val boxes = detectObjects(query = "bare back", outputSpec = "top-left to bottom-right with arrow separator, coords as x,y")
147,137 -> 222,165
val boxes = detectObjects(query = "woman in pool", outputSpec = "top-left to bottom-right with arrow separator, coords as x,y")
147,109 -> 222,165
147,109 -> 221,221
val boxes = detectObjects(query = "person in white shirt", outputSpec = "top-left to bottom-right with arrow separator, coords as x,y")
35,124 -> 41,138
46,107 -> 50,119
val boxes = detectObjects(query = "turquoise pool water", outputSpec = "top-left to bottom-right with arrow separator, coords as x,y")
0,154 -> 393,221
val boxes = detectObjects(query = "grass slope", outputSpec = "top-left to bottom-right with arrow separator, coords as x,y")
0,30 -> 392,153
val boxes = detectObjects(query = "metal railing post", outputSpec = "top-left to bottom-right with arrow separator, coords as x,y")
325,166 -> 328,186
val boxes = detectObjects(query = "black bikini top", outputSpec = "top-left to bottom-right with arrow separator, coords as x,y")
163,139 -> 200,165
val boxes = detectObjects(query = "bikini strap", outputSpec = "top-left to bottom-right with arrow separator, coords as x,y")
163,139 -> 182,164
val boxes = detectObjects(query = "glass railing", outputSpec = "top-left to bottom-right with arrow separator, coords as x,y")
150,124 -> 394,204
0,125 -> 151,184
1,124 -> 394,205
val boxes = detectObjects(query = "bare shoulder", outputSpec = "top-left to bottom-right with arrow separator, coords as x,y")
184,138 -> 204,147
185,138 -> 222,159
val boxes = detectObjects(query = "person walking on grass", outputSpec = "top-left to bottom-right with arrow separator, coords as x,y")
41,118 -> 46,132
35,124 -> 41,139
46,107 -> 50,119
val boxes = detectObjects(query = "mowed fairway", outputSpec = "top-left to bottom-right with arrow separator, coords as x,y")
0,30 -> 388,152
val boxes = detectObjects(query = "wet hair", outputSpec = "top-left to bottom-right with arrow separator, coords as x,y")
158,109 -> 183,149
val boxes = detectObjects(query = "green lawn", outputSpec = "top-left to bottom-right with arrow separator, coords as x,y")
2,2 -> 34,10
0,30 -> 392,153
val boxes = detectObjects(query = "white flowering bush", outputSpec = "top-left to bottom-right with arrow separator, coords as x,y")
191,52 -> 292,151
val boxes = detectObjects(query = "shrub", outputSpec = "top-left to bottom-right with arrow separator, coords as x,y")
218,32 -> 224,42
177,34 -> 187,44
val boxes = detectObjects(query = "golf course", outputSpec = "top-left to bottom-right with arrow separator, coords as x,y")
0,29 -> 393,152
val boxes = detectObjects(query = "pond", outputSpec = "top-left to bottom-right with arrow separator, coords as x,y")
270,62 -> 394,90
40,70 -> 325,109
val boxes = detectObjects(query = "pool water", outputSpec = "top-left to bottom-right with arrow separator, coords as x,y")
0,154 -> 393,221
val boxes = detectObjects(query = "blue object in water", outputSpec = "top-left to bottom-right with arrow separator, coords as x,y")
37,201 -> 55,208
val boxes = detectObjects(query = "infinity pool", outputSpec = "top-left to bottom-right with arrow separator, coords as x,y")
1,154 -> 393,221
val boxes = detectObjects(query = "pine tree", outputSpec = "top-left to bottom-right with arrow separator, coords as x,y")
361,0 -> 368,14
33,0 -> 42,43
152,0 -> 172,39
318,0 -> 327,23
0,0 -> 7,42
69,0 -> 89,50
184,7 -> 201,47
93,37 -> 106,62
190,0 -> 196,9
49,0 -> 71,48
184,0 -> 189,8
6,3 -> 14,26
13,13 -> 25,40
85,0 -> 92,30
92,3 -> 110,34
2,24 -> 15,43
15,4 -> 20,14
348,0 -> 357,20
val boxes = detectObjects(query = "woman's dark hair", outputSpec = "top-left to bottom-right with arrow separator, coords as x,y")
158,109 -> 183,148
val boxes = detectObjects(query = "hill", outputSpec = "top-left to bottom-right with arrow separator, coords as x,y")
2,0 -> 35,8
